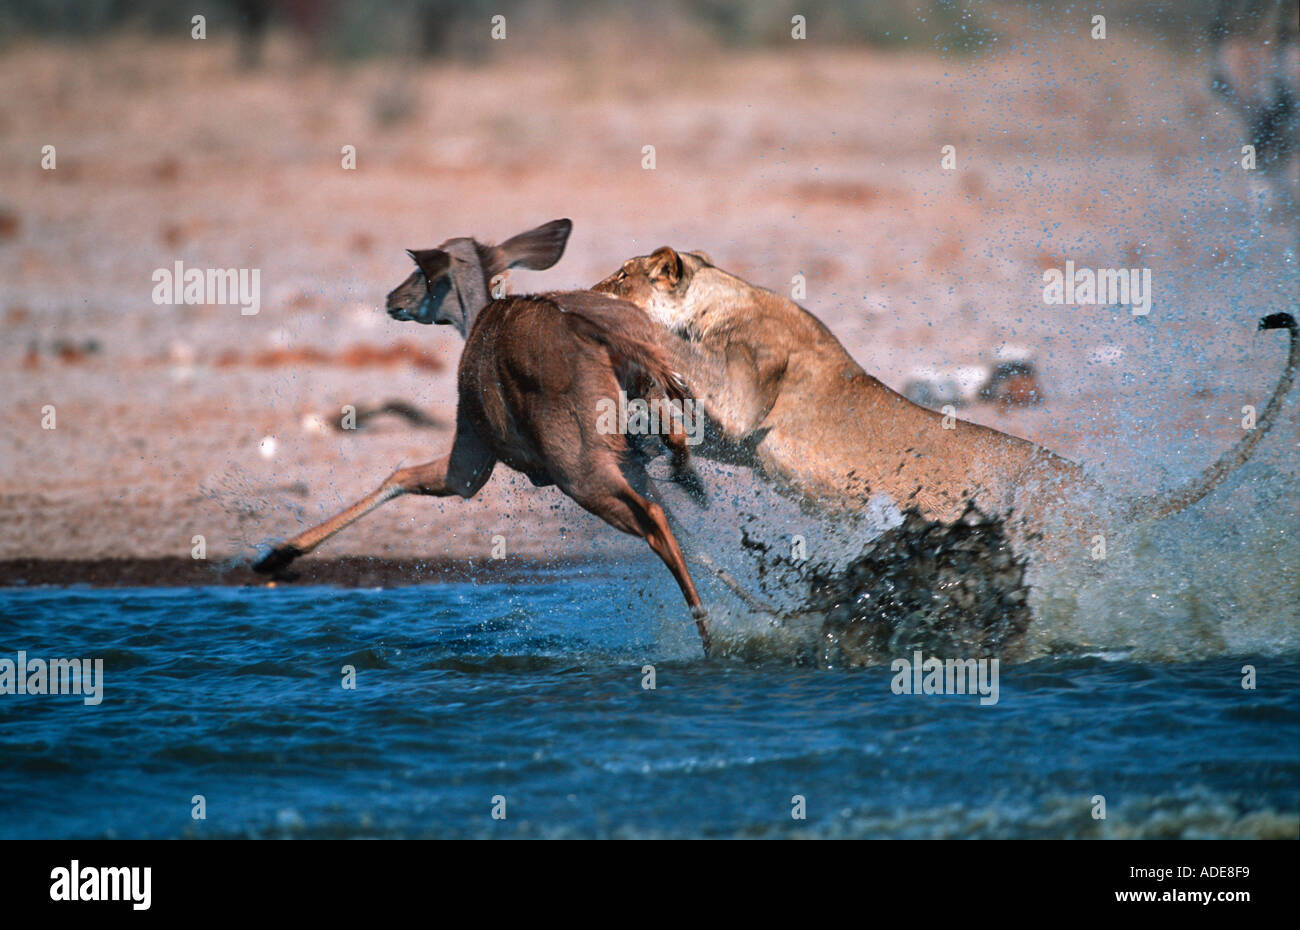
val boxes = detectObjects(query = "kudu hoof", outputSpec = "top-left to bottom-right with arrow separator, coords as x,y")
692,605 -> 713,657
253,544 -> 303,576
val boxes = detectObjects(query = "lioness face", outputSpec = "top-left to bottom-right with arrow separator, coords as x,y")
594,246 -> 714,333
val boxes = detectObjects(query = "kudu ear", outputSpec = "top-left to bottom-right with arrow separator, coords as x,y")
495,218 -> 573,271
648,246 -> 683,287
406,248 -> 451,281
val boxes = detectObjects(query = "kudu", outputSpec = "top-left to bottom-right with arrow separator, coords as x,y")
253,220 -> 713,654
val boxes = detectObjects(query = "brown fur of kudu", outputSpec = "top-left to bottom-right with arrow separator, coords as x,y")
595,248 -> 1297,554
254,221 -> 713,653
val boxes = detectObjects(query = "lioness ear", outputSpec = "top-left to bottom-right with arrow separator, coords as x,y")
495,218 -> 572,271
648,246 -> 682,287
688,250 -> 713,266
406,248 -> 451,281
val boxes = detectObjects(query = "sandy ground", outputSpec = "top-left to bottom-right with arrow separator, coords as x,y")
1,32 -> 1295,577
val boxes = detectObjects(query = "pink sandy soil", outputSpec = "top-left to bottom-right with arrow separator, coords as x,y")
1,34 -> 1294,581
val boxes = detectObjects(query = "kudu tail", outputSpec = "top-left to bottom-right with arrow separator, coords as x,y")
1124,311 -> 1297,523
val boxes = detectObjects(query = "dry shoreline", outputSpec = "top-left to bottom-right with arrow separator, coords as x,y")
0,556 -> 612,589
2,38 -> 1294,573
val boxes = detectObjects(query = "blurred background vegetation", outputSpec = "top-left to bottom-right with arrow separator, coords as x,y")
0,0 -> 1249,60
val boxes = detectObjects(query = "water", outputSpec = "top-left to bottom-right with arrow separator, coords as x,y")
1,575 -> 1296,839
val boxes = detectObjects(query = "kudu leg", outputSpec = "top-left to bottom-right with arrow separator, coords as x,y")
254,454 -> 465,574
659,426 -> 708,504
632,494 -> 713,656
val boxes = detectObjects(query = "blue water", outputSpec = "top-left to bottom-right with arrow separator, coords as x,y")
1,577 -> 1296,839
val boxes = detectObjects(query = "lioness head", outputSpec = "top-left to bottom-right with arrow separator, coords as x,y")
593,246 -> 719,334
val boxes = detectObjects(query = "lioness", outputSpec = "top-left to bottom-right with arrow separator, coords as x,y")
594,247 -> 1296,548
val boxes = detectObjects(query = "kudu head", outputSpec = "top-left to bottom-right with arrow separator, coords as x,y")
385,218 -> 573,337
